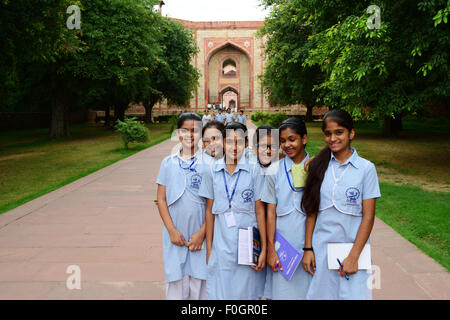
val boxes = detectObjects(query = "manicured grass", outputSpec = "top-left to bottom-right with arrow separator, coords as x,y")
0,123 -> 172,215
376,183 -> 450,271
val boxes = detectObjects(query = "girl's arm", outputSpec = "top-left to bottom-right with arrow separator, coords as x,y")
205,198 -> 214,264
157,184 -> 187,247
340,198 -> 376,277
302,212 -> 317,275
252,200 -> 267,272
266,203 -> 281,272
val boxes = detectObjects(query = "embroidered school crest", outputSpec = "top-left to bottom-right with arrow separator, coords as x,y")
190,174 -> 202,189
241,189 -> 254,203
345,187 -> 360,204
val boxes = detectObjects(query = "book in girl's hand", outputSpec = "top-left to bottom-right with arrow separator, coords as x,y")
238,227 -> 261,266
275,230 -> 303,280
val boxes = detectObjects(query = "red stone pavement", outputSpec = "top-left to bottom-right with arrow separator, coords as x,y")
0,123 -> 448,300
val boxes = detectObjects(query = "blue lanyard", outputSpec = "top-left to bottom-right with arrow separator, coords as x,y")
284,158 -> 303,193
178,157 -> 197,173
222,169 -> 242,209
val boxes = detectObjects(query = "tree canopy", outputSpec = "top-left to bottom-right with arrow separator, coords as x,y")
0,0 -> 199,137
260,0 -> 449,134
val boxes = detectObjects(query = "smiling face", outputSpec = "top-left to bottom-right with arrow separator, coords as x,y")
280,127 -> 307,161
323,119 -> 354,154
177,119 -> 201,153
224,129 -> 247,164
203,127 -> 224,158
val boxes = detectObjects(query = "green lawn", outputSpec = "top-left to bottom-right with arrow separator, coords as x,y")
0,122 -> 172,215
257,116 -> 450,271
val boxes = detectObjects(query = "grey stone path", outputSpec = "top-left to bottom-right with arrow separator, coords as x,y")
0,122 -> 448,299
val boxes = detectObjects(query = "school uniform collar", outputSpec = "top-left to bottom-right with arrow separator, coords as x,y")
214,154 -> 250,173
173,149 -> 202,163
330,147 -> 360,169
285,151 -> 310,172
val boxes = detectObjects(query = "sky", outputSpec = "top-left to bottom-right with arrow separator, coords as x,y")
157,0 -> 270,21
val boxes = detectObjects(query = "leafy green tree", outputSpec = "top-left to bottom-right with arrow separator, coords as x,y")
141,16 -> 200,123
259,0 -> 323,121
260,0 -> 449,135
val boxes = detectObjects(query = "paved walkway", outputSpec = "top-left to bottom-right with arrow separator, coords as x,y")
0,123 -> 448,299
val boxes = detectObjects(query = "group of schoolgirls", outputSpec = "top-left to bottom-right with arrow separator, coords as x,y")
156,109 -> 381,300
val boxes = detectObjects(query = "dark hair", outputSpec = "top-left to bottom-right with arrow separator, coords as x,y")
202,120 -> 225,137
253,125 -> 274,147
279,117 -> 307,136
223,122 -> 247,139
301,109 -> 354,215
239,110 -> 244,113
177,112 -> 202,129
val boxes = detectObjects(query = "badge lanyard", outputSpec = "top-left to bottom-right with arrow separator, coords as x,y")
284,158 -> 303,193
222,170 -> 242,209
178,157 -> 197,173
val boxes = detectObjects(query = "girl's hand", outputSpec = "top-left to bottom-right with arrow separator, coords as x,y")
340,255 -> 358,277
168,228 -> 187,247
206,250 -> 211,265
186,230 -> 205,251
267,247 -> 282,272
302,250 -> 316,276
251,250 -> 266,272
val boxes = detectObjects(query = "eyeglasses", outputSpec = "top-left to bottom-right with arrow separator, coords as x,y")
255,144 -> 278,151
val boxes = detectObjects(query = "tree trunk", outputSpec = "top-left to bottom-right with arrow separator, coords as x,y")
305,104 -> 313,122
104,105 -> 111,127
49,88 -> 70,139
144,98 -> 158,123
114,105 -> 125,122
383,114 -> 403,137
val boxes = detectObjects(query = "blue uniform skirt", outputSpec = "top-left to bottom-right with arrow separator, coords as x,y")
264,210 -> 312,300
306,207 -> 371,300
207,211 -> 266,300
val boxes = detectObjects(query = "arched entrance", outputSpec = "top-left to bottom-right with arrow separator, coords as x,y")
221,87 -> 239,110
206,42 -> 251,109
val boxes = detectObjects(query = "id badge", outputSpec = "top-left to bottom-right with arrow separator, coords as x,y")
224,211 -> 236,228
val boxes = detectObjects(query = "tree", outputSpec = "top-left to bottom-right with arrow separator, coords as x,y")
260,0 -> 449,135
259,0 -> 324,122
140,16 -> 200,123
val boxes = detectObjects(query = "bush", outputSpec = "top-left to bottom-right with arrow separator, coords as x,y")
114,116 -> 149,149
269,112 -> 290,128
251,111 -> 264,122
168,115 -> 178,133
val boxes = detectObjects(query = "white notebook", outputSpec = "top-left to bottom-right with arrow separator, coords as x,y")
238,227 -> 255,266
327,243 -> 372,270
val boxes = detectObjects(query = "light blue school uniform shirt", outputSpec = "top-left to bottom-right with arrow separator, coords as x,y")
261,153 -> 313,300
306,148 -> 381,300
237,115 -> 247,124
215,113 -> 225,123
224,112 -> 235,125
198,155 -> 266,300
156,149 -> 208,283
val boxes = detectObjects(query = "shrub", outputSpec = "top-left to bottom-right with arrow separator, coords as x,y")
269,112 -> 290,128
114,116 -> 149,149
251,111 -> 264,122
168,115 -> 178,133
